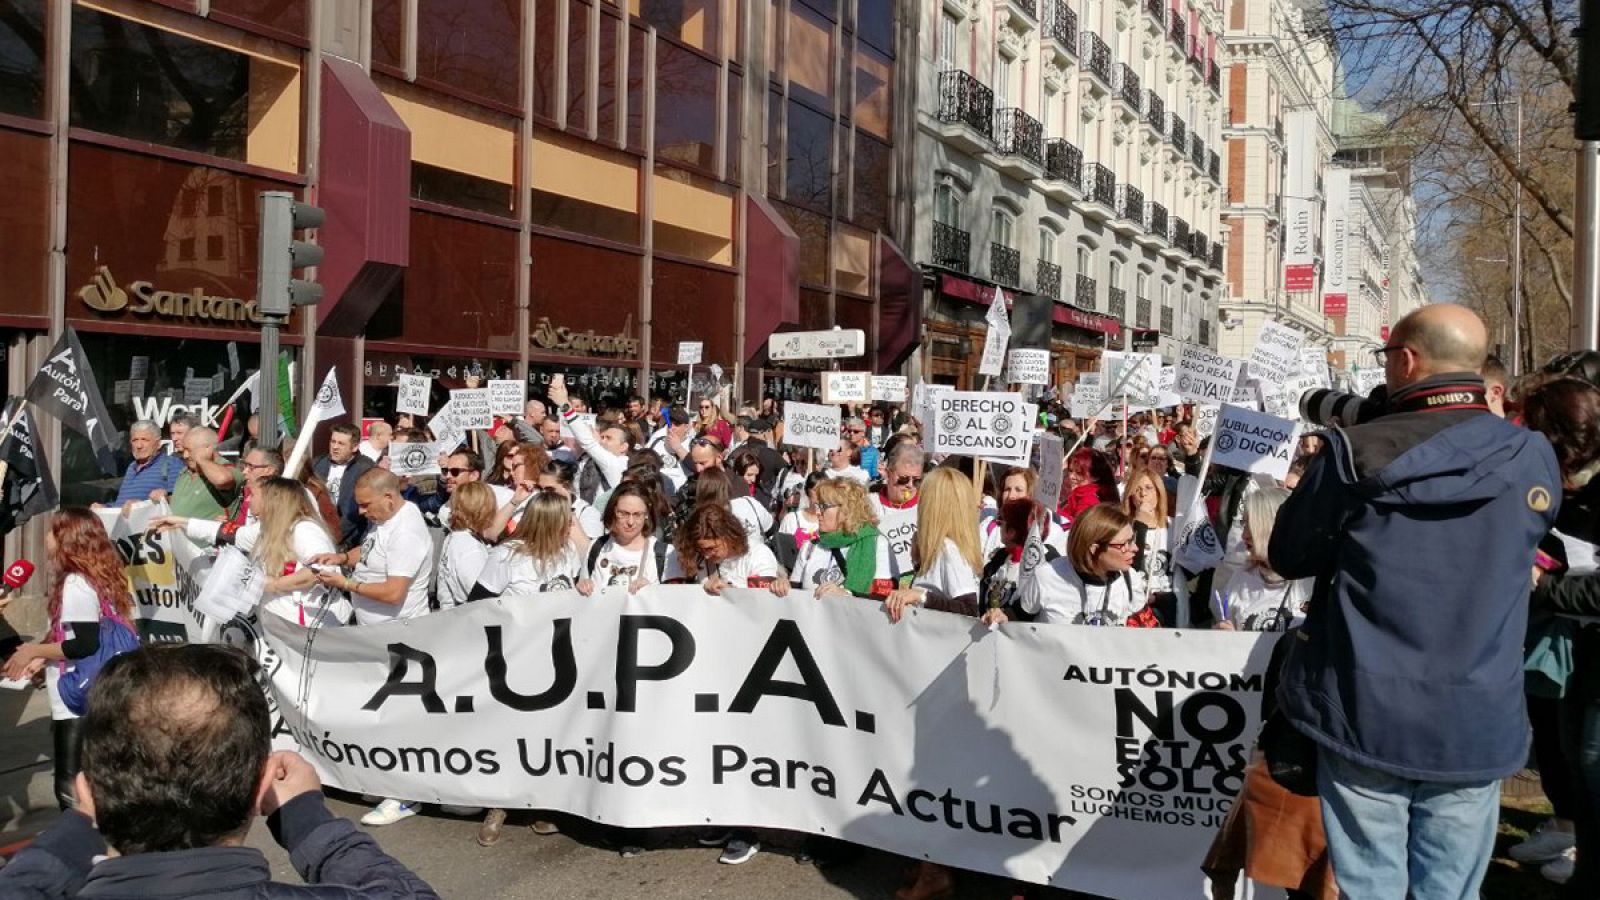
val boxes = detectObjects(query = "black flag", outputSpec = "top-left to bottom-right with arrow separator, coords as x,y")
25,327 -> 120,475
0,401 -> 58,535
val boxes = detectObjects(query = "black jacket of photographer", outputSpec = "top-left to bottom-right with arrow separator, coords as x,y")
1269,372 -> 1561,783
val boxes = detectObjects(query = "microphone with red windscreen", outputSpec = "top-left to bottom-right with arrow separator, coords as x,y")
1,560 -> 35,599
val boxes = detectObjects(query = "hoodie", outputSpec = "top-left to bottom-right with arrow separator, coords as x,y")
1269,375 -> 1561,782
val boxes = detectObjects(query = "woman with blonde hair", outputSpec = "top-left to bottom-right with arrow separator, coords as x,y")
885,467 -> 983,622
157,477 -> 349,628
694,397 -> 733,448
436,481 -> 503,609
789,477 -> 893,598
495,490 -> 587,595
1123,466 -> 1173,613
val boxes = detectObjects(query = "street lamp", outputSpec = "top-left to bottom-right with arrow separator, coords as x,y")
1469,98 -> 1523,376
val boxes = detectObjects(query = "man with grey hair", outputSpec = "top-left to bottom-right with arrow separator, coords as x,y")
169,426 -> 242,519
868,441 -> 924,579
110,420 -> 182,506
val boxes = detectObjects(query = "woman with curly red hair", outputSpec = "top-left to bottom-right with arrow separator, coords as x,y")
2,508 -> 135,809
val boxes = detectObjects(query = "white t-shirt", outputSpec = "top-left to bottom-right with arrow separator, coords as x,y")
1020,557 -> 1146,626
436,530 -> 492,609
586,537 -> 672,590
789,532 -> 894,592
573,498 -> 604,540
1136,523 -> 1173,599
490,542 -> 584,595
351,502 -> 434,625
665,542 -> 782,587
825,466 -> 870,485
730,494 -> 774,541
870,494 -> 918,579
979,512 -> 1069,559
912,538 -> 980,606
47,575 -> 102,721
325,461 -> 350,503
438,483 -> 514,531
779,510 -> 821,554
1212,566 -> 1311,632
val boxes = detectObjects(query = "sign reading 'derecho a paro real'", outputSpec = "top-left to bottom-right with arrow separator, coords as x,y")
931,392 -> 1030,458
782,401 -> 842,452
1175,343 -> 1245,405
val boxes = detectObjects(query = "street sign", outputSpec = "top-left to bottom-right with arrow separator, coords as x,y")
767,329 -> 867,361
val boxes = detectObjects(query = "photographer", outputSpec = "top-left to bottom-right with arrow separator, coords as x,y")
1268,304 -> 1561,900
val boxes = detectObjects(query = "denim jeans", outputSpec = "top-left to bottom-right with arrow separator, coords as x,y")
1317,749 -> 1498,900
1559,691 -> 1600,898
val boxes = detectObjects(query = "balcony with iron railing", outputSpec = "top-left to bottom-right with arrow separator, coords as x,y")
1192,232 -> 1209,262
1116,183 -> 1145,226
1189,42 -> 1205,74
1045,138 -> 1084,187
1085,162 -> 1116,208
1144,91 -> 1165,133
1037,259 -> 1063,299
1207,63 -> 1220,94
1273,118 -> 1285,143
1076,273 -> 1098,309
1043,0 -> 1078,59
1082,32 -> 1112,86
1173,217 -> 1191,254
1169,113 -> 1187,153
1137,295 -> 1152,327
993,107 -> 1045,169
1006,0 -> 1039,23
991,242 -> 1021,286
1115,63 -> 1142,111
1208,149 -> 1220,183
1209,243 -> 1223,271
932,221 -> 971,271
1191,135 -> 1206,170
1108,286 -> 1127,320
1145,0 -> 1164,23
1198,318 -> 1211,347
1148,201 -> 1169,239
1161,306 -> 1174,335
936,69 -> 995,145
1170,15 -> 1186,48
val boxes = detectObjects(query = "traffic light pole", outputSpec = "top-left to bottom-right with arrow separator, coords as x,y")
1577,141 -> 1600,352
258,314 -> 285,451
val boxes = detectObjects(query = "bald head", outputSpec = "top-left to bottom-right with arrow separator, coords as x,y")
1389,304 -> 1488,388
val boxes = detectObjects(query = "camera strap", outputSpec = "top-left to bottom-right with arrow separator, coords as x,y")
1388,382 -> 1489,415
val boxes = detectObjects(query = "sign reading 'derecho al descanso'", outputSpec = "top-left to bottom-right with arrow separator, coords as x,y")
782,401 -> 843,452
932,392 -> 1031,458
1211,403 -> 1301,480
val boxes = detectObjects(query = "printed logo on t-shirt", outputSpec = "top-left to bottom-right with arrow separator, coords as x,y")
597,557 -> 638,588
543,574 -> 576,592
1244,606 -> 1293,633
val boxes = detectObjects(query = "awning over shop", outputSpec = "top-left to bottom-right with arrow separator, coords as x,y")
743,194 -> 801,364
876,235 -> 920,373
938,273 -> 1120,341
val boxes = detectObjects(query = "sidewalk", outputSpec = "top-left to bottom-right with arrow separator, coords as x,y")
0,684 -> 60,846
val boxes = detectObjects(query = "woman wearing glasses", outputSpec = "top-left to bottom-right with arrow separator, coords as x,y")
694,398 -> 734,448
1010,503 -> 1144,626
578,481 -> 676,593
670,503 -> 787,597
790,478 -> 894,598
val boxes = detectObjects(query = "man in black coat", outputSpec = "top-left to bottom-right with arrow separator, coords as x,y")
311,423 -> 376,550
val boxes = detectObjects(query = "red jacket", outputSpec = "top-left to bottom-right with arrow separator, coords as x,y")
1059,483 -> 1110,524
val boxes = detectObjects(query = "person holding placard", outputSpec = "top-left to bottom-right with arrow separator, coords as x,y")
789,479 -> 893,599
1012,504 -> 1145,626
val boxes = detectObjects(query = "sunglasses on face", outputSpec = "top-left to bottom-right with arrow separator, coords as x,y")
893,475 -> 922,487
441,467 -> 476,477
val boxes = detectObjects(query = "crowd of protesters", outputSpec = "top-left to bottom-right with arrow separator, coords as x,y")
5,304 -> 1600,899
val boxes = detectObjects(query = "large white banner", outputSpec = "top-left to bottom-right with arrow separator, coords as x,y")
263,590 -> 1275,898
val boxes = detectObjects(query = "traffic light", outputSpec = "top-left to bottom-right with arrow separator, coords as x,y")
1580,0 -> 1600,140
256,191 -> 325,317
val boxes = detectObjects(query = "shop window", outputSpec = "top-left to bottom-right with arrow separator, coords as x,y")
652,259 -> 736,365
528,233 -> 643,361
785,99 -> 832,213
858,0 -> 894,55
852,131 -> 891,233
533,0 -> 559,120
630,0 -> 719,56
372,0 -> 406,72
69,6 -> 302,172
381,80 -> 517,217
415,0 -> 521,109
568,0 -> 590,131
854,46 -> 892,140
529,128 -> 640,245
626,22 -> 647,151
834,224 -> 871,297
787,4 -> 833,110
776,202 -> 828,287
598,9 -> 623,143
208,0 -> 309,42
0,0 -> 45,120
652,165 -> 733,265
0,128 -> 48,318
370,211 -> 518,350
655,39 -> 718,172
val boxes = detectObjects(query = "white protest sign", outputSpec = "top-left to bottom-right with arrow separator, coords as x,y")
1211,404 -> 1301,480
1154,366 -> 1183,409
870,375 -> 907,403
1352,367 -> 1385,396
1252,378 -> 1295,420
977,403 -> 1037,468
1298,346 -> 1330,386
1104,352 -> 1160,407
1248,320 -> 1305,384
1006,349 -> 1050,385
1279,372 -> 1324,420
396,374 -> 431,416
389,441 -> 443,478
429,399 -> 467,455
919,384 -> 952,448
310,368 -> 346,421
1172,474 -> 1225,573
979,289 -> 1012,378
822,371 -> 871,405
487,379 -> 526,417
677,341 -> 703,365
1035,433 -> 1064,507
1175,343 -> 1245,405
192,546 -> 264,624
450,389 -> 493,430
931,391 -> 1030,459
782,401 -> 842,452
1193,404 -> 1220,439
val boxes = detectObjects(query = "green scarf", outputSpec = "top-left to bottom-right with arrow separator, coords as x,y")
817,525 -> 882,597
